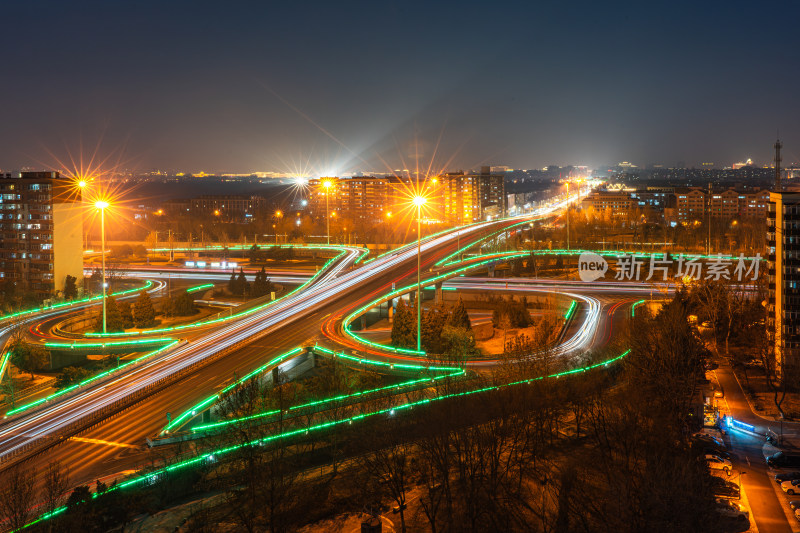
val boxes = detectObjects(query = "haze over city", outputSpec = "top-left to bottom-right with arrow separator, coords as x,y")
2,1 -> 799,174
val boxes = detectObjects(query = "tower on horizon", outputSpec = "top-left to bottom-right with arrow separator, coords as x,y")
775,138 -> 783,192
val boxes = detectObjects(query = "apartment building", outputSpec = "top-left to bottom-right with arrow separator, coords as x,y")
767,191 -> 800,378
0,171 -> 83,299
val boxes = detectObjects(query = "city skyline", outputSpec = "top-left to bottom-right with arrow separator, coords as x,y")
2,1 -> 799,174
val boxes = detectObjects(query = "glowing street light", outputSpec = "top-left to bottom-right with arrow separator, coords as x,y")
274,210 -> 283,244
95,199 -> 110,334
412,195 -> 427,352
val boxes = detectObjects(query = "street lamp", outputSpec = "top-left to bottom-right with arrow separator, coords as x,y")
77,179 -> 89,249
95,199 -> 110,334
566,181 -> 570,251
413,195 -> 427,352
274,210 -> 283,244
322,180 -> 333,245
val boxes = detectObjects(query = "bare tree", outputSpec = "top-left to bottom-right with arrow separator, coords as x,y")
360,424 -> 414,533
43,460 -> 70,532
0,464 -> 37,532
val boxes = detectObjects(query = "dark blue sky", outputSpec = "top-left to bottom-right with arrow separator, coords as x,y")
2,1 -> 799,174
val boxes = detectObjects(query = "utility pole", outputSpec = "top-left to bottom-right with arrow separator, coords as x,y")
707,182 -> 711,255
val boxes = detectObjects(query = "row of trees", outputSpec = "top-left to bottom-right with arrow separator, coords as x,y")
93,290 -> 197,333
491,295 -> 533,329
390,298 -> 478,357
228,267 -> 275,298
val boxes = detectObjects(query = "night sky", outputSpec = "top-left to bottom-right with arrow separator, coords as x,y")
2,1 -> 799,175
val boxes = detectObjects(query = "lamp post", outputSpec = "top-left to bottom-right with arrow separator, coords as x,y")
566,181 -> 570,251
95,200 -> 109,334
275,210 -> 283,244
78,179 -> 88,249
323,180 -> 332,245
413,195 -> 427,352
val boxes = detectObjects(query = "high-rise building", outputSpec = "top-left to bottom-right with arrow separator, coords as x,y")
674,187 -> 770,223
442,167 -> 505,225
307,176 -> 392,222
767,191 -> 800,378
307,169 -> 505,227
0,171 -> 84,300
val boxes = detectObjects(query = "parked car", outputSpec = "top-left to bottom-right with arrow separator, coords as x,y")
694,433 -> 725,449
795,508 -> 800,522
775,471 -> 800,484
705,361 -> 720,371
704,448 -> 732,461
789,500 -> 800,511
715,498 -> 749,521
710,477 -> 740,498
781,479 -> 800,495
706,455 -> 733,475
768,451 -> 800,469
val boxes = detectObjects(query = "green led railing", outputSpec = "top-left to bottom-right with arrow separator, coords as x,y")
5,340 -> 179,417
0,280 -> 154,325
163,344 -> 465,435
342,250 -> 582,357
564,300 -> 577,320
11,221 -> 662,530
84,247 -> 351,338
439,248 -> 762,268
15,289 -> 648,531
186,283 -> 214,294
162,346 -> 304,433
14,344 -> 632,532
0,350 -> 12,386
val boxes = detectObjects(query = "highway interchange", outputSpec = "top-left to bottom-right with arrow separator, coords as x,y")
0,203 -> 764,531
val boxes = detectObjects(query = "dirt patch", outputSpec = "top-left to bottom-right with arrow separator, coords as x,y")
472,322 -> 494,341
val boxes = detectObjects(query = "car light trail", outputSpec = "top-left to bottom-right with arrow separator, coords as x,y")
82,245 -> 357,338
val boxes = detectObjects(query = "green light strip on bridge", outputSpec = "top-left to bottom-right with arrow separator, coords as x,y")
186,283 -> 214,293
14,345 -> 632,532
162,346 -> 304,433
0,280 -> 154,325
564,300 -> 577,320
5,340 -> 179,417
84,248 -> 348,338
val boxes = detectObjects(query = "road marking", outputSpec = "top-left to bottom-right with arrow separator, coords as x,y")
70,437 -> 139,449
